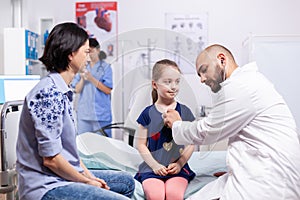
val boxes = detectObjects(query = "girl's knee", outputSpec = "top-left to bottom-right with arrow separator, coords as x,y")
144,191 -> 165,200
166,190 -> 184,200
142,178 -> 165,200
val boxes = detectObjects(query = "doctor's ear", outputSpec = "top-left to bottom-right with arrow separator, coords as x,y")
217,53 -> 226,66
221,59 -> 224,64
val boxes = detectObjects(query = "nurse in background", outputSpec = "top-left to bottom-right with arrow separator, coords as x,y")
71,38 -> 113,137
163,44 -> 300,199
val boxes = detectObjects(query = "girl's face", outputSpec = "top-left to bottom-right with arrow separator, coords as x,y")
68,40 -> 90,73
154,66 -> 181,101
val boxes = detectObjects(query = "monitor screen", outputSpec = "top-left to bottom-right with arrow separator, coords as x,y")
0,75 -> 40,104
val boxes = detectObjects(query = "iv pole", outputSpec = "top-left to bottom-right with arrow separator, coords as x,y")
137,38 -> 156,79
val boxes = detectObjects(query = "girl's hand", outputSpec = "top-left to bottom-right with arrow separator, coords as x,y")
152,164 -> 168,176
167,163 -> 181,175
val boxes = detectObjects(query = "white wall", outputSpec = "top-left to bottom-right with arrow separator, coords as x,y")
2,0 -> 300,72
20,0 -> 300,64
1,0 -> 300,125
0,0 -> 13,74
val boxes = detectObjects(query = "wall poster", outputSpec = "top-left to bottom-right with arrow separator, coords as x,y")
165,13 -> 208,73
76,2 -> 118,58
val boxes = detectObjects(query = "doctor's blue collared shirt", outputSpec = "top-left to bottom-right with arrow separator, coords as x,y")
16,72 -> 82,200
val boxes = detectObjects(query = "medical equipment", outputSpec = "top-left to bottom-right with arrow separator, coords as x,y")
0,100 -> 23,200
97,122 -> 135,146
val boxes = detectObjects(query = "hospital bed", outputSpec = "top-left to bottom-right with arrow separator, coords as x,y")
0,100 -> 23,200
0,99 -> 227,200
77,132 -> 228,199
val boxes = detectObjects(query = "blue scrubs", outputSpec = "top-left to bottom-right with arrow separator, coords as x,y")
71,60 -> 113,136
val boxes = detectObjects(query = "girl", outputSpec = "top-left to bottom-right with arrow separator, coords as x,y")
134,59 -> 195,200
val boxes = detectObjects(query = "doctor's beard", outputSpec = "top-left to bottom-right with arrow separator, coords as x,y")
208,63 -> 225,93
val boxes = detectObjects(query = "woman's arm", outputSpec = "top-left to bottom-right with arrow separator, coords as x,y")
80,159 -> 110,189
136,125 -> 168,176
43,154 -> 109,189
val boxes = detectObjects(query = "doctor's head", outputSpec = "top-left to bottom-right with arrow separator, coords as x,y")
196,44 -> 238,93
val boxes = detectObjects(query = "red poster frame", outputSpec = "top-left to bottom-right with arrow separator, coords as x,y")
76,2 -> 118,57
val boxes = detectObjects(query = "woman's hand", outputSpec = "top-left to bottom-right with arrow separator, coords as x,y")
152,164 -> 168,176
167,163 -> 181,175
86,178 -> 110,190
81,162 -> 110,190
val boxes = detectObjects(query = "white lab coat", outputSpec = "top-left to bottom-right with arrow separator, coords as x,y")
173,62 -> 300,200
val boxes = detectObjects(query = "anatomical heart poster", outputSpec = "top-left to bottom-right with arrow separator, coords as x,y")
76,2 -> 117,57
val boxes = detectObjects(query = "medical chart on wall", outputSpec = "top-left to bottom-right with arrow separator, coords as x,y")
165,13 -> 208,73
76,2 -> 117,58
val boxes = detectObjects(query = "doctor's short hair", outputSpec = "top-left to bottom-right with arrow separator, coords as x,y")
39,22 -> 89,72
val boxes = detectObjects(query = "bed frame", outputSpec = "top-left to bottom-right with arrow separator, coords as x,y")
0,100 -> 23,200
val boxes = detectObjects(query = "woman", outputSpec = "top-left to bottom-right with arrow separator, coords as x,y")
16,22 -> 134,200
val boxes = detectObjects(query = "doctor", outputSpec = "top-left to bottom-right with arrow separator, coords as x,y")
163,44 -> 300,199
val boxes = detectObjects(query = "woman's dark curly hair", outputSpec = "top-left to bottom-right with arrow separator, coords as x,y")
39,22 -> 89,72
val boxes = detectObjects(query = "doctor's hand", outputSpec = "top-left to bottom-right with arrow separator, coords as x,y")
163,109 -> 182,128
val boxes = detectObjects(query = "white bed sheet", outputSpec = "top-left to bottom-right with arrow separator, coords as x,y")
77,132 -> 227,199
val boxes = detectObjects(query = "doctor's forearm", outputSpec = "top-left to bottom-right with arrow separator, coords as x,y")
173,121 -> 203,145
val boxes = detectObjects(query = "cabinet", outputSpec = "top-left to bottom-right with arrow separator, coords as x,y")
242,35 -> 300,127
3,28 -> 40,75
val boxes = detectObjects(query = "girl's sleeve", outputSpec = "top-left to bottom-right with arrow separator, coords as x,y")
180,104 -> 196,122
137,106 -> 151,127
